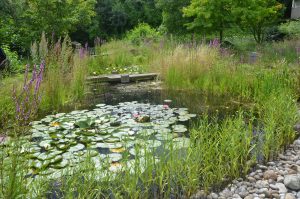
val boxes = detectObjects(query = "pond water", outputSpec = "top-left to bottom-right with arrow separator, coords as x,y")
27,101 -> 195,177
19,81 -> 250,179
84,81 -> 249,116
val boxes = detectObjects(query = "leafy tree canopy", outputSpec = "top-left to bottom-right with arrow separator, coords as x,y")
233,0 -> 283,43
183,0 -> 234,42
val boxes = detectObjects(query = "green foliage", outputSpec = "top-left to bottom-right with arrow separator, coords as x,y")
24,0 -> 96,40
156,0 -> 191,35
93,0 -> 162,38
233,0 -> 283,43
279,20 -> 300,36
126,23 -> 161,45
1,45 -> 23,73
183,0 -> 234,42
88,40 -> 157,75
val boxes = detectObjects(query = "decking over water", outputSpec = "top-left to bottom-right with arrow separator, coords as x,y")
87,73 -> 158,84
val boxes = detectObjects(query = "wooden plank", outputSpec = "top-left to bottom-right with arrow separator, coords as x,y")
87,73 -> 158,83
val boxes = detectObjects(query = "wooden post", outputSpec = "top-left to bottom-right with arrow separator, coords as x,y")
249,52 -> 258,64
121,74 -> 130,83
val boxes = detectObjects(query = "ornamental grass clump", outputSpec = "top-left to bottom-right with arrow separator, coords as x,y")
31,34 -> 89,112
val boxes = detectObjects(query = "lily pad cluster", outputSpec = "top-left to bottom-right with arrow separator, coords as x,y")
25,102 -> 196,177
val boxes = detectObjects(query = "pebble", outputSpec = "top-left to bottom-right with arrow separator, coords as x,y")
284,175 -> 300,191
263,170 -> 278,180
202,136 -> 300,199
285,193 -> 296,199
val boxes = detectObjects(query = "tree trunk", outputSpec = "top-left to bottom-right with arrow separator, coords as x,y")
219,29 -> 223,43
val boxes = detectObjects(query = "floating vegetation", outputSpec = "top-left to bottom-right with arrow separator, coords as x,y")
22,102 -> 196,177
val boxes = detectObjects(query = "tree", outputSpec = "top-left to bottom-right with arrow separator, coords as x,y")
93,0 -> 161,38
0,0 -> 28,53
156,0 -> 191,35
233,0 -> 283,43
24,0 -> 96,40
183,0 -> 234,42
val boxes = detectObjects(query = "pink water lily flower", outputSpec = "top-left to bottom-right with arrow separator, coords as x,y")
163,105 -> 169,109
133,113 -> 139,118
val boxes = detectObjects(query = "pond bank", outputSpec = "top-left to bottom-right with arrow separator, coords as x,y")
191,133 -> 300,199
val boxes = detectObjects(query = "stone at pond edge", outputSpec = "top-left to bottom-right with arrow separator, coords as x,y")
190,190 -> 207,199
285,193 -> 296,199
263,170 -> 278,180
284,174 -> 300,190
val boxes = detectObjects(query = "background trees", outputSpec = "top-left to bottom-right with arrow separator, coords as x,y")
156,0 -> 191,35
0,0 -> 292,54
233,0 -> 283,43
183,0 -> 234,42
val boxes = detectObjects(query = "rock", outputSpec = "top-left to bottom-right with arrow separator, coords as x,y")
293,125 -> 300,133
258,188 -> 268,194
190,190 -> 207,199
279,154 -> 288,160
247,177 -> 256,183
272,193 -> 280,199
232,194 -> 241,198
244,196 -> 254,199
210,193 -> 218,199
285,193 -> 296,199
219,189 -> 233,198
263,170 -> 278,180
239,191 -> 249,198
258,165 -> 268,170
270,184 -> 279,190
277,176 -> 285,183
276,183 -> 287,193
284,175 -> 300,190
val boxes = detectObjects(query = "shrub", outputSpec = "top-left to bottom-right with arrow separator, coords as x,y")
1,45 -> 23,73
279,20 -> 300,37
126,23 -> 160,45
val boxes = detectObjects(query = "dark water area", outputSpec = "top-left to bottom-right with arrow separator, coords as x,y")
82,82 -> 251,117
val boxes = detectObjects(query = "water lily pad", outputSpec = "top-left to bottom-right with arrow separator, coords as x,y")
101,153 -> 122,162
137,129 -> 155,137
155,133 -> 173,141
69,144 -> 85,152
75,118 -> 95,129
129,148 -> 146,156
104,137 -> 120,143
96,142 -> 123,149
146,140 -> 162,148
39,140 -> 52,150
172,125 -> 188,133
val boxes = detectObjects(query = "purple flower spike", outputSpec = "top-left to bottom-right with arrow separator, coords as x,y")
12,61 -> 45,126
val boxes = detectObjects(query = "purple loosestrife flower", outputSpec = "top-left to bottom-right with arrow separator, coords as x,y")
209,38 -> 220,48
12,61 -> 45,126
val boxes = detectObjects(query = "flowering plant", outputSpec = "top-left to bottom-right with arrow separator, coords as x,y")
12,61 -> 45,126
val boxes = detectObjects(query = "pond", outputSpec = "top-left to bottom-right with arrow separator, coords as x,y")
9,81 -> 251,180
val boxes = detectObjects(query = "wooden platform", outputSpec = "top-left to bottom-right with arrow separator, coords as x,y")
87,73 -> 158,84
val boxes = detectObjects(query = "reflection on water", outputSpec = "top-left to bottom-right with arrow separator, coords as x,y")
84,82 -> 249,116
